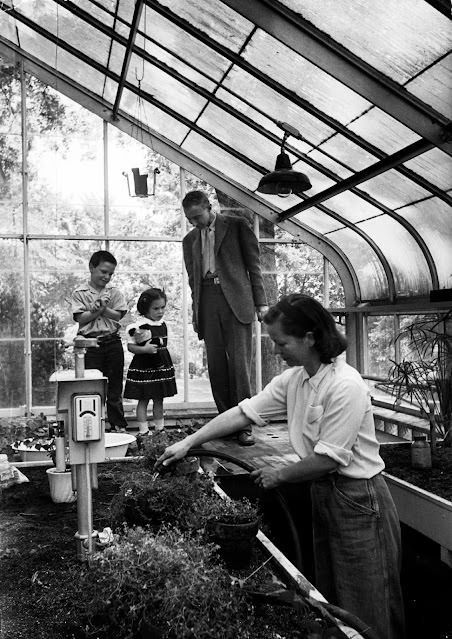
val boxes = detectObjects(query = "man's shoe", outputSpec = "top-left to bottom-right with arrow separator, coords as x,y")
237,431 -> 255,446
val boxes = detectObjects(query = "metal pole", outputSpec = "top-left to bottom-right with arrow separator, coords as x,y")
103,120 -> 110,250
20,62 -> 32,414
179,167 -> 189,402
323,257 -> 330,309
253,214 -> 262,393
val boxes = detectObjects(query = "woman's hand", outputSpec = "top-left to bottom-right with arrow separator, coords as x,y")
155,438 -> 192,469
250,467 -> 283,490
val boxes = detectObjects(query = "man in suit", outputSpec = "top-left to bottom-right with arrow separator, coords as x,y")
182,190 -> 268,446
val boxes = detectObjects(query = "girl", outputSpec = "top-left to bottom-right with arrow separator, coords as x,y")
124,288 -> 177,436
157,293 -> 405,639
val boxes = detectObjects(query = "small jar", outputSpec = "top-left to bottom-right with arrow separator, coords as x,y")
411,435 -> 432,470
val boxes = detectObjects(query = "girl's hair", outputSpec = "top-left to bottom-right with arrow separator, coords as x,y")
263,293 -> 347,363
137,288 -> 167,316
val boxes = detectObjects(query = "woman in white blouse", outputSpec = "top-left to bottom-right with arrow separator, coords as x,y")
157,293 -> 405,639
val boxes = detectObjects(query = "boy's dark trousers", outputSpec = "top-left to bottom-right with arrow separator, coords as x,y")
84,335 -> 127,430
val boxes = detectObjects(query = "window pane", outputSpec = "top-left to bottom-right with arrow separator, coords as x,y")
0,240 -> 24,339
367,315 -> 396,378
31,340 -> 65,406
0,341 -> 25,408
27,95 -> 104,235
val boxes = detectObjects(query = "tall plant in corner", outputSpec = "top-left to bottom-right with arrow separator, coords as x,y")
378,311 -> 452,453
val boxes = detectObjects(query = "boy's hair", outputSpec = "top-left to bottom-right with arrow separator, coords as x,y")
181,190 -> 211,210
89,250 -> 117,268
137,288 -> 167,316
263,293 -> 347,364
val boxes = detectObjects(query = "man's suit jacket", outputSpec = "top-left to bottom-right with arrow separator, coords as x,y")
183,214 -> 267,339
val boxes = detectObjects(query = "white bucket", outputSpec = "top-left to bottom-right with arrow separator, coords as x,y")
46,468 -> 76,503
105,433 -> 136,458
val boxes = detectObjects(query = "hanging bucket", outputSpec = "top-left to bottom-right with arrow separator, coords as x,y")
46,468 -> 76,503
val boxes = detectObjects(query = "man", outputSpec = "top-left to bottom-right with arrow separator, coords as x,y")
182,190 -> 268,446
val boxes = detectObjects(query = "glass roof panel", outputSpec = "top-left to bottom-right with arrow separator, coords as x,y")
15,0 -> 113,68
406,53 -> 452,120
107,40 -> 128,77
11,23 -> 107,96
102,77 -> 119,105
403,148 -> 452,191
326,227 -> 388,300
243,30 -> 372,124
359,170 -> 431,209
183,131 -> 263,191
76,1 -> 115,28
316,134 -> 377,172
116,1 -> 134,24
326,192 -> 385,224
157,0 -> 254,51
120,88 -> 190,145
347,107 -> 420,154
143,7 -> 231,82
304,150 -> 353,180
0,10 -> 18,44
134,35 -> 216,92
293,209 -> 345,234
402,198 -> 452,288
358,216 -> 432,296
279,0 -> 451,84
222,67 -> 336,146
126,55 -> 208,121
197,104 -> 279,171
215,88 -> 313,155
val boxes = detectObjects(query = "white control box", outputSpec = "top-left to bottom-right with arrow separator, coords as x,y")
72,394 -> 102,442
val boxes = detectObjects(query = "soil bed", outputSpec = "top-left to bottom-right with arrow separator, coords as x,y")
380,443 -> 452,502
0,463 -> 332,639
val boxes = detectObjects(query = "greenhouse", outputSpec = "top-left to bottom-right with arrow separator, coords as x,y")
0,1 -> 451,639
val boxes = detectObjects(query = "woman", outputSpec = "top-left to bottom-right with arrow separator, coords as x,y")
157,293 -> 405,639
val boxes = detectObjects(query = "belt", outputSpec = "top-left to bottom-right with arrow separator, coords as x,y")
202,276 -> 220,285
85,333 -> 120,344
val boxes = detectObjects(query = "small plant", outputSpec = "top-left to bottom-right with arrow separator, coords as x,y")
63,526 -> 252,639
110,470 -> 217,531
202,495 -> 259,525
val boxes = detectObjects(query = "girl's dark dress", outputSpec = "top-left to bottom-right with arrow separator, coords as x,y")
124,321 -> 177,400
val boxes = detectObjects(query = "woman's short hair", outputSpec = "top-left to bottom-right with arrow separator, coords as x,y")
137,287 -> 167,316
263,293 -> 347,363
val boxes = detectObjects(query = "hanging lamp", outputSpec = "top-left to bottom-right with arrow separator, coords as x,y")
257,122 -> 312,197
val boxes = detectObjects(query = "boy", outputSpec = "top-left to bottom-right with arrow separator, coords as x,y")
71,250 -> 128,432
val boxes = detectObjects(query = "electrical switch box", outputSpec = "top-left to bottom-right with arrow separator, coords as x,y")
72,394 -> 102,442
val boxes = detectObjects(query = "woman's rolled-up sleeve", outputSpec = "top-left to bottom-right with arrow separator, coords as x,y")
238,370 -> 291,426
313,377 -> 369,467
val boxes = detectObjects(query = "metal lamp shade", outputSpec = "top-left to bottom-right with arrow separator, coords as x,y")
257,151 -> 311,196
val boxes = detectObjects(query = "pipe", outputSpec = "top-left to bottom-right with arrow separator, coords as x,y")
188,447 -> 305,572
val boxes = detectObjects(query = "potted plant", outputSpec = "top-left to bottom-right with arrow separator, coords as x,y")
376,312 -> 452,556
377,311 -> 452,453
10,436 -> 56,462
202,495 -> 260,569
